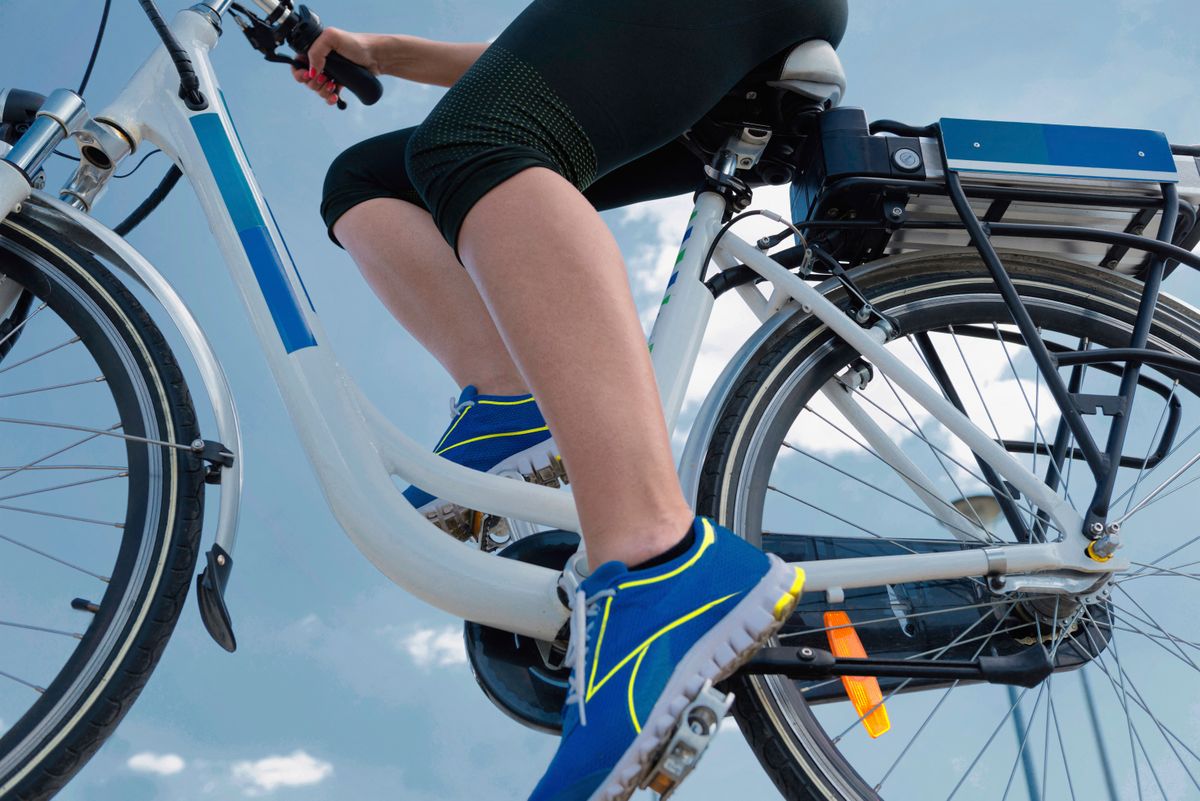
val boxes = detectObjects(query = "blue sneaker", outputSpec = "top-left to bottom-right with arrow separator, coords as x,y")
529,516 -> 804,801
405,385 -> 566,542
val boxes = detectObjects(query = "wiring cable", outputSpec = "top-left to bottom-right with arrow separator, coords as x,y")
77,0 -> 113,96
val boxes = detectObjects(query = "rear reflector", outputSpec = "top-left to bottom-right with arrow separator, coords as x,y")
824,611 -> 891,738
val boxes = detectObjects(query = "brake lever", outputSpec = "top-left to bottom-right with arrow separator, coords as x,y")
229,2 -> 348,110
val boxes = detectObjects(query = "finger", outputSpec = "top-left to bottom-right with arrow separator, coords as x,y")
307,29 -> 336,77
291,67 -> 309,83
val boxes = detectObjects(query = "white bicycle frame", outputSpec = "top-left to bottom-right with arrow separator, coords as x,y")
0,3 -> 1120,644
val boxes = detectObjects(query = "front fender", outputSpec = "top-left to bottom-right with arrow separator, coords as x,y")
17,191 -> 245,561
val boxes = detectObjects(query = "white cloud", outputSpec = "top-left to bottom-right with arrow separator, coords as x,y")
232,750 -> 333,796
391,624 -> 468,668
127,752 -> 186,776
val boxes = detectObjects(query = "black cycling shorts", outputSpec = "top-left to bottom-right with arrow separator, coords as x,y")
321,0 -> 848,255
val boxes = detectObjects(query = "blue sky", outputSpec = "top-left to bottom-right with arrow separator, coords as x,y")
2,0 -> 1200,799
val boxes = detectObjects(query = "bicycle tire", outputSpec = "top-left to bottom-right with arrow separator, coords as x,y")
0,212 -> 205,801
699,249 -> 1200,800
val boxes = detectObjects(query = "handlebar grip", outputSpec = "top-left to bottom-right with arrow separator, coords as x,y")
321,51 -> 383,106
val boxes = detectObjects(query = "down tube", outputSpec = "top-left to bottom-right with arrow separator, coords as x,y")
176,100 -> 566,640
718,234 -> 1085,541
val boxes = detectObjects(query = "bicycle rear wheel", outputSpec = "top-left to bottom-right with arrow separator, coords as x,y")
0,213 -> 205,801
701,250 -> 1200,800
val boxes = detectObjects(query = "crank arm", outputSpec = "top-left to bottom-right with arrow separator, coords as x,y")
740,644 -> 1053,688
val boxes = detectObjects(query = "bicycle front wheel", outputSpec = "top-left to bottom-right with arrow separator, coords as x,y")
0,213 -> 205,801
701,249 -> 1200,800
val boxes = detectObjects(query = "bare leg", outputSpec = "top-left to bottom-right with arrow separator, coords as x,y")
458,167 -> 693,568
333,197 -> 528,396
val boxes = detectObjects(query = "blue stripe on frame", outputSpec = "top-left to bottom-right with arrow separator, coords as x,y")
191,113 -> 317,352
941,117 -> 1177,179
667,271 -> 678,289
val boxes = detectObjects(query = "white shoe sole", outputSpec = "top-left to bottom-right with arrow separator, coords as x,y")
415,438 -> 567,539
586,555 -> 805,801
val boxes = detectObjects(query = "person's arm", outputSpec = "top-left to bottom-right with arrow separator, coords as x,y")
371,35 -> 489,87
292,28 -> 489,105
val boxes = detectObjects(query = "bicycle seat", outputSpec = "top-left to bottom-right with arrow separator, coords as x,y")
768,40 -> 845,108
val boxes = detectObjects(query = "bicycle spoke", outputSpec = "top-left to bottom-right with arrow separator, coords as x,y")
834,602 -> 1016,746
0,470 -> 127,504
1108,420 -> 1200,516
0,302 -> 47,351
1047,675 -> 1078,801
780,441 -> 986,541
802,404 -> 999,539
0,620 -> 82,639
1115,449 -> 1200,526
767,485 -> 921,554
838,382 -> 1047,530
0,416 -> 189,451
877,364 -> 987,531
0,334 -> 81,375
0,423 -> 118,485
0,375 -> 105,400
999,681 -> 1048,801
860,607 -> 1022,792
1081,623 -> 1200,770
0,502 -> 122,528
0,668 -> 44,694
944,684 -> 1032,801
0,532 -> 110,582
1113,586 -> 1200,670
779,597 -> 1041,640
1121,381 -> 1178,518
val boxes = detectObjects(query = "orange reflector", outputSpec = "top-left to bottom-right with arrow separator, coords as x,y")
824,611 -> 891,738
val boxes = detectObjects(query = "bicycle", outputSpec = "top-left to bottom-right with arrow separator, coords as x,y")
2,1 -> 1200,799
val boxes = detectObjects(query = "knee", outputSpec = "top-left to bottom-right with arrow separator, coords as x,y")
321,130 -> 425,246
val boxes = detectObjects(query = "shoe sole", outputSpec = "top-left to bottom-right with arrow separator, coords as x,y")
416,440 -> 568,541
586,555 -> 805,801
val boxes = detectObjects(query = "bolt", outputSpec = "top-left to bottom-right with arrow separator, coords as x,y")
216,553 -> 226,566
973,141 -> 982,149
1138,150 -> 1145,157
799,647 -> 814,659
890,206 -> 904,219
855,307 -> 871,324
1132,225 -> 1145,235
1089,521 -> 1105,535
691,721 -> 706,735
1106,522 -> 1121,535
1106,259 -> 1120,269
745,90 -> 758,100
191,438 -> 205,452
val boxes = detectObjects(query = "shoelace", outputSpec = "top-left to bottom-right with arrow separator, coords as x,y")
565,587 -> 615,727
448,395 -> 476,416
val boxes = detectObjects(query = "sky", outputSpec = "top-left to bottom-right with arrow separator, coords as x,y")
2,1 -> 1200,800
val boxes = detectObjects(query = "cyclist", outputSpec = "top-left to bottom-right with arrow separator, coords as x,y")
299,1 -> 847,797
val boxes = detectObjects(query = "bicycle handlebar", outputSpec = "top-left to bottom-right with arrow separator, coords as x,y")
286,5 -> 383,106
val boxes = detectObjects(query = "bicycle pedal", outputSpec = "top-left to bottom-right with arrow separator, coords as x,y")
643,681 -> 734,798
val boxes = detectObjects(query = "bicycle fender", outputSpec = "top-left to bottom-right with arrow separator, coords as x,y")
17,191 -> 245,576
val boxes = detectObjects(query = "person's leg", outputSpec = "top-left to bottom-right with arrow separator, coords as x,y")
406,0 -> 847,568
402,0 -> 848,796
458,167 -> 693,568
321,131 -> 527,395
334,198 -> 528,395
